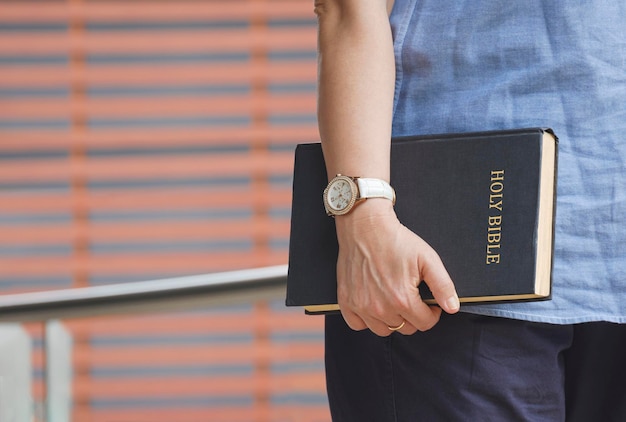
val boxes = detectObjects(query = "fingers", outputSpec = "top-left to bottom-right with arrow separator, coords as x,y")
342,299 -> 442,336
342,307 -> 421,336
338,283 -> 421,336
341,308 -> 368,331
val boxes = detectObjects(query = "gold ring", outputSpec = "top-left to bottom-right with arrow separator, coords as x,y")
387,320 -> 406,331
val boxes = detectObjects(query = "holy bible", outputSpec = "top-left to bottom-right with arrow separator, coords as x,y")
286,128 -> 558,314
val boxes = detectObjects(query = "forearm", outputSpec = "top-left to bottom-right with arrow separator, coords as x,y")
315,0 -> 395,182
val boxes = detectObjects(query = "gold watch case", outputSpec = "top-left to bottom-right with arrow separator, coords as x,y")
323,174 -> 359,216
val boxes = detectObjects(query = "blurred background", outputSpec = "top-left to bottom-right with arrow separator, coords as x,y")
0,0 -> 328,421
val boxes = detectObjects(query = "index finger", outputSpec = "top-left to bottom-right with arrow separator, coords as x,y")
401,293 -> 443,332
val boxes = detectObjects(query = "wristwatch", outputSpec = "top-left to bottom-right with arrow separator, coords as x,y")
323,174 -> 396,216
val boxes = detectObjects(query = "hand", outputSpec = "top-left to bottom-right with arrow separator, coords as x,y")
334,200 -> 460,336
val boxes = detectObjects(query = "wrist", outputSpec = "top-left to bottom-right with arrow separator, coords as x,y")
334,198 -> 396,235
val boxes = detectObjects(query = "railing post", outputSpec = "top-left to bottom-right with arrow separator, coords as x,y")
0,324 -> 32,422
45,320 -> 72,422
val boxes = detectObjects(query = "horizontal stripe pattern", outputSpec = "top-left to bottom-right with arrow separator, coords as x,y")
4,1 -> 328,421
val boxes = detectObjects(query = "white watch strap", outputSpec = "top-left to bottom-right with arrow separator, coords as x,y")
356,178 -> 396,203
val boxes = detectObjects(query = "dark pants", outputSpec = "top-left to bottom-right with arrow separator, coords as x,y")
325,312 -> 626,421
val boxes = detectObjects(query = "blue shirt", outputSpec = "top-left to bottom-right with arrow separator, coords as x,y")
390,0 -> 626,323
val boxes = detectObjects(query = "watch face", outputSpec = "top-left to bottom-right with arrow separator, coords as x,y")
324,176 -> 357,215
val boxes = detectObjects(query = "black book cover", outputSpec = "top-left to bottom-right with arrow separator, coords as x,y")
286,128 -> 558,314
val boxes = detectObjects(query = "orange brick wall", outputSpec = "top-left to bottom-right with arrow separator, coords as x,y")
0,1 -> 329,420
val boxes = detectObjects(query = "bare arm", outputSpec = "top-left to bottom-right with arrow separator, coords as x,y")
316,0 -> 394,181
315,0 -> 459,336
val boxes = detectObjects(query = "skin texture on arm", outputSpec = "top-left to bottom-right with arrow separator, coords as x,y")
315,0 -> 460,336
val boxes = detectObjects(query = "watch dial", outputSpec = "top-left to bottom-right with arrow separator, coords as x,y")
329,180 -> 352,211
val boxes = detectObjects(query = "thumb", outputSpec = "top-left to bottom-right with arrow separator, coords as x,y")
419,244 -> 460,314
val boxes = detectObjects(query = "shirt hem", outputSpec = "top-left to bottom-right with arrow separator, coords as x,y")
460,308 -> 626,325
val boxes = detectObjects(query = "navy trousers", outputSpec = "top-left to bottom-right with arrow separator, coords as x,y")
325,312 -> 626,421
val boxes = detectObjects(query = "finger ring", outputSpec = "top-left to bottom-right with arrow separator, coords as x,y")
387,320 -> 406,331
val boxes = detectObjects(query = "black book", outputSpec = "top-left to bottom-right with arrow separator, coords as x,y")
286,128 -> 558,314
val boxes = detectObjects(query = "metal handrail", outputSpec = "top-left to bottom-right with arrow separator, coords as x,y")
0,265 -> 288,322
